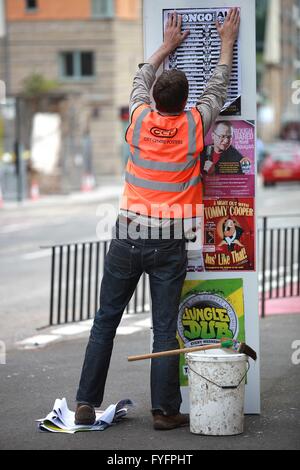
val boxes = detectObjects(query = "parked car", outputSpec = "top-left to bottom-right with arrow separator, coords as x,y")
260,141 -> 300,186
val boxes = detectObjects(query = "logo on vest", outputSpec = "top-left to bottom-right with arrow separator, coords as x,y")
150,127 -> 178,138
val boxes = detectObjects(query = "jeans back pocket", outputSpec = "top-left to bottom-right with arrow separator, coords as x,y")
107,238 -> 134,274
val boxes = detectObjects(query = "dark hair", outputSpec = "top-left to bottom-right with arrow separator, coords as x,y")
153,69 -> 189,113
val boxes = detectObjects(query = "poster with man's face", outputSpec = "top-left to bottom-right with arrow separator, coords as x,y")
201,120 -> 255,198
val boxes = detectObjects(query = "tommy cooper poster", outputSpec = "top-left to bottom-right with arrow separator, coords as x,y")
203,198 -> 255,271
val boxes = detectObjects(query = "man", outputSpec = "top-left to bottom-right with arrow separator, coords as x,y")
75,9 -> 240,430
203,120 -> 243,175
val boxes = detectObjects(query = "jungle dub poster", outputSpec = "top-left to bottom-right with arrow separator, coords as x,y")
177,278 -> 245,387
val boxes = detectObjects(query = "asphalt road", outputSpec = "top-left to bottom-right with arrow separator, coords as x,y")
257,180 -> 300,228
0,179 -> 299,351
0,196 -> 120,350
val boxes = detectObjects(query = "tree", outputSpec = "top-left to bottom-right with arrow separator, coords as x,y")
22,74 -> 60,98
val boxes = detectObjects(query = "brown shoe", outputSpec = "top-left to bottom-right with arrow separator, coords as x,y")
153,413 -> 189,431
75,404 -> 96,425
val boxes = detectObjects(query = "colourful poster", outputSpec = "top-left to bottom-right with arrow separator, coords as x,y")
177,278 -> 245,386
203,198 -> 255,271
201,120 -> 255,198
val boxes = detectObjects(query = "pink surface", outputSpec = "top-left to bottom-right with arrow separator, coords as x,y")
259,296 -> 300,316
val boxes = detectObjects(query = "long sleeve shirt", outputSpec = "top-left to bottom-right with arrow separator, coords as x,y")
129,63 -> 230,136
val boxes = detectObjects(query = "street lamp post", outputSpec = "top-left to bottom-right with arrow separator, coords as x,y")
14,96 -> 25,202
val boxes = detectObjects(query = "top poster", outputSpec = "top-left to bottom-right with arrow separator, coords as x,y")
163,7 -> 241,115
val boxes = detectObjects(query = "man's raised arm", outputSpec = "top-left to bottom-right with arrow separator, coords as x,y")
196,8 -> 240,135
129,12 -> 189,117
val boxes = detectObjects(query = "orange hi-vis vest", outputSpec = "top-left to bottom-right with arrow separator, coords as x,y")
121,104 -> 204,219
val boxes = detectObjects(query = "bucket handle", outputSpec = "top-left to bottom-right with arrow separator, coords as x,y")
188,361 -> 250,390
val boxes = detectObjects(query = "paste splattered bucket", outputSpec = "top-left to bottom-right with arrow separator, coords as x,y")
186,349 -> 249,435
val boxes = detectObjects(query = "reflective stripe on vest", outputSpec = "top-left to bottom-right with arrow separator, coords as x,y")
128,153 -> 200,172
125,172 -> 202,192
131,107 -> 152,162
186,110 -> 197,162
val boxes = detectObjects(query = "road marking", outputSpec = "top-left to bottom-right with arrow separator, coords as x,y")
134,317 -> 152,328
0,218 -> 67,234
116,326 -> 143,335
79,319 -> 93,327
15,315 -> 151,349
51,325 -> 91,336
258,263 -> 299,281
22,250 -> 51,260
259,275 -> 299,293
0,223 -> 32,234
16,335 -> 60,349
22,240 -> 109,261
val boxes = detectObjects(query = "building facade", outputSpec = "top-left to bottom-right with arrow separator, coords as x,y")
262,0 -> 300,141
0,0 -> 143,192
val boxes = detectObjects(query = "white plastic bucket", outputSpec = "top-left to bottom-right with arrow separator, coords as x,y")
186,349 -> 249,436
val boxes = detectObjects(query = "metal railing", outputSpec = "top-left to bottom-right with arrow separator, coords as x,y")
258,215 -> 300,318
46,240 -> 150,327
44,215 -> 300,326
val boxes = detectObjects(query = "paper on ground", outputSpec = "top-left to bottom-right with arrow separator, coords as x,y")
37,397 -> 134,433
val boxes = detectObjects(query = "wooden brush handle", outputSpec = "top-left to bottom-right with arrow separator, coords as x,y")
128,343 -> 222,362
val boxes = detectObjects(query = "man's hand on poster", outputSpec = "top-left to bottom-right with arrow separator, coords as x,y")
163,11 -> 190,53
148,11 -> 189,71
216,7 -> 240,46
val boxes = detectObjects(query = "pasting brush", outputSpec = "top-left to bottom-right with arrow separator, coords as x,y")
128,338 -> 257,362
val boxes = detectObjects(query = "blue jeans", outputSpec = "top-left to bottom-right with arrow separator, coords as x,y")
76,218 -> 187,415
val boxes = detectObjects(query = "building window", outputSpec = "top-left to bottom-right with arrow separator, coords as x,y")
26,0 -> 38,10
91,0 -> 114,18
60,52 -> 95,80
81,52 -> 94,77
62,53 -> 75,78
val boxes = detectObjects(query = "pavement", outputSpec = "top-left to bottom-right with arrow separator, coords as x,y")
0,312 -> 299,450
0,176 -> 124,211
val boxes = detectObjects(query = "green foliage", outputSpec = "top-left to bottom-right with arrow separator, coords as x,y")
256,52 -> 264,65
22,74 -> 60,97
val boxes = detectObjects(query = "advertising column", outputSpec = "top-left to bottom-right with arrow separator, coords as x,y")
143,0 -> 260,414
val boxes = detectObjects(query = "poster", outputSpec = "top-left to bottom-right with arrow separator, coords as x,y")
31,113 -> 61,174
163,7 -> 241,115
203,198 -> 255,271
201,120 -> 255,198
177,278 -> 245,386
185,217 -> 205,273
